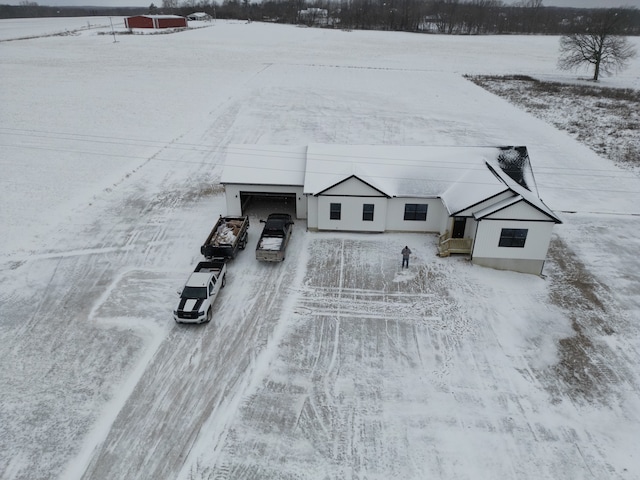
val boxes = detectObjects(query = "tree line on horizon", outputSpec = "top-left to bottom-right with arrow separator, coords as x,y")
2,0 -> 639,36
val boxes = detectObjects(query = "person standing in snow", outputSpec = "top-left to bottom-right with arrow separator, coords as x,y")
401,246 -> 412,269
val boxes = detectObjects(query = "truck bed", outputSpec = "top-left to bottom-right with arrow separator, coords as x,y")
255,213 -> 293,262
258,236 -> 285,250
194,260 -> 226,274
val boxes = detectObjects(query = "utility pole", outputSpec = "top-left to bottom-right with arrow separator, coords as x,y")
109,17 -> 118,43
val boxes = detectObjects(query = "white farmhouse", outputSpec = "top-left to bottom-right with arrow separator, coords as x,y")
187,12 -> 212,21
221,144 -> 561,275
298,8 -> 330,26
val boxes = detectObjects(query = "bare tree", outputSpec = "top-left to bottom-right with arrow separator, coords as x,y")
433,0 -> 461,34
162,0 -> 179,10
558,9 -> 637,81
518,0 -> 543,33
460,0 -> 503,35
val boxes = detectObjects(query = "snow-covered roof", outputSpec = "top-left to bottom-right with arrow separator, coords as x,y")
472,195 -> 523,219
135,15 -> 186,19
486,162 -> 561,222
304,144 -> 510,197
439,165 -> 508,215
221,144 -> 559,222
221,145 -> 307,186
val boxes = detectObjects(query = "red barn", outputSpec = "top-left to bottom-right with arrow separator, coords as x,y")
124,15 -> 188,29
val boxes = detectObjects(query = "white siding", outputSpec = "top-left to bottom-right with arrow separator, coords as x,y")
472,257 -> 546,275
468,218 -> 478,238
385,198 -> 445,232
454,191 -> 513,216
439,211 -> 451,235
224,184 -> 242,216
296,193 -> 307,219
483,200 -> 552,221
317,196 -> 387,232
473,220 -> 555,261
307,195 -> 318,229
320,177 -> 385,196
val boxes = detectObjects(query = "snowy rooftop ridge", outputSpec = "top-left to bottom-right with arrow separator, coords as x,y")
220,144 -> 527,193
133,15 -> 186,19
221,145 -> 308,186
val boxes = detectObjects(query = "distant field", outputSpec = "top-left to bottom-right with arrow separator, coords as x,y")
0,16 -> 116,41
468,75 -> 640,175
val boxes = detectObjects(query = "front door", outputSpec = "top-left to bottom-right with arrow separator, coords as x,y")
452,217 -> 466,238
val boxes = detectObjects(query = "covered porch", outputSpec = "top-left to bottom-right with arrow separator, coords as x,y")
437,216 -> 473,257
437,230 -> 473,257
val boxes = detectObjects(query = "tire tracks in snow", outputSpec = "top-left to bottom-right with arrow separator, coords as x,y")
1,65 -> 266,480
196,236 -> 463,478
79,226 -> 307,480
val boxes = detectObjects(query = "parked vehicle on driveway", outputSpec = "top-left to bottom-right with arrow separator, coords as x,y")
201,215 -> 249,260
173,260 -> 226,324
255,213 -> 294,262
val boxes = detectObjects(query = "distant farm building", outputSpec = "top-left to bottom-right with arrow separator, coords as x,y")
187,12 -> 212,21
124,15 -> 188,29
298,8 -> 331,27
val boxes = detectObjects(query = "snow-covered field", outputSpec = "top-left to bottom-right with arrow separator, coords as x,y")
1,18 -> 639,480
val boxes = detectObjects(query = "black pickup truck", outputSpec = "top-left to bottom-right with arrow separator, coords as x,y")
255,213 -> 294,262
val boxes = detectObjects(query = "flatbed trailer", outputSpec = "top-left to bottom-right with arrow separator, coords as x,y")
201,215 -> 249,260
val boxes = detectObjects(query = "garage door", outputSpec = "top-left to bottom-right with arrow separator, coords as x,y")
240,191 -> 296,217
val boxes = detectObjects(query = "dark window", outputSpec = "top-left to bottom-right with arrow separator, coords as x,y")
499,228 -> 528,248
330,203 -> 341,220
181,286 -> 207,299
363,204 -> 374,221
404,203 -> 428,221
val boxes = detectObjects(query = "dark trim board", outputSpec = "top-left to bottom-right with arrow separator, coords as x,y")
316,174 -> 391,198
478,217 -> 557,223
318,194 -> 387,198
449,189 -> 509,216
